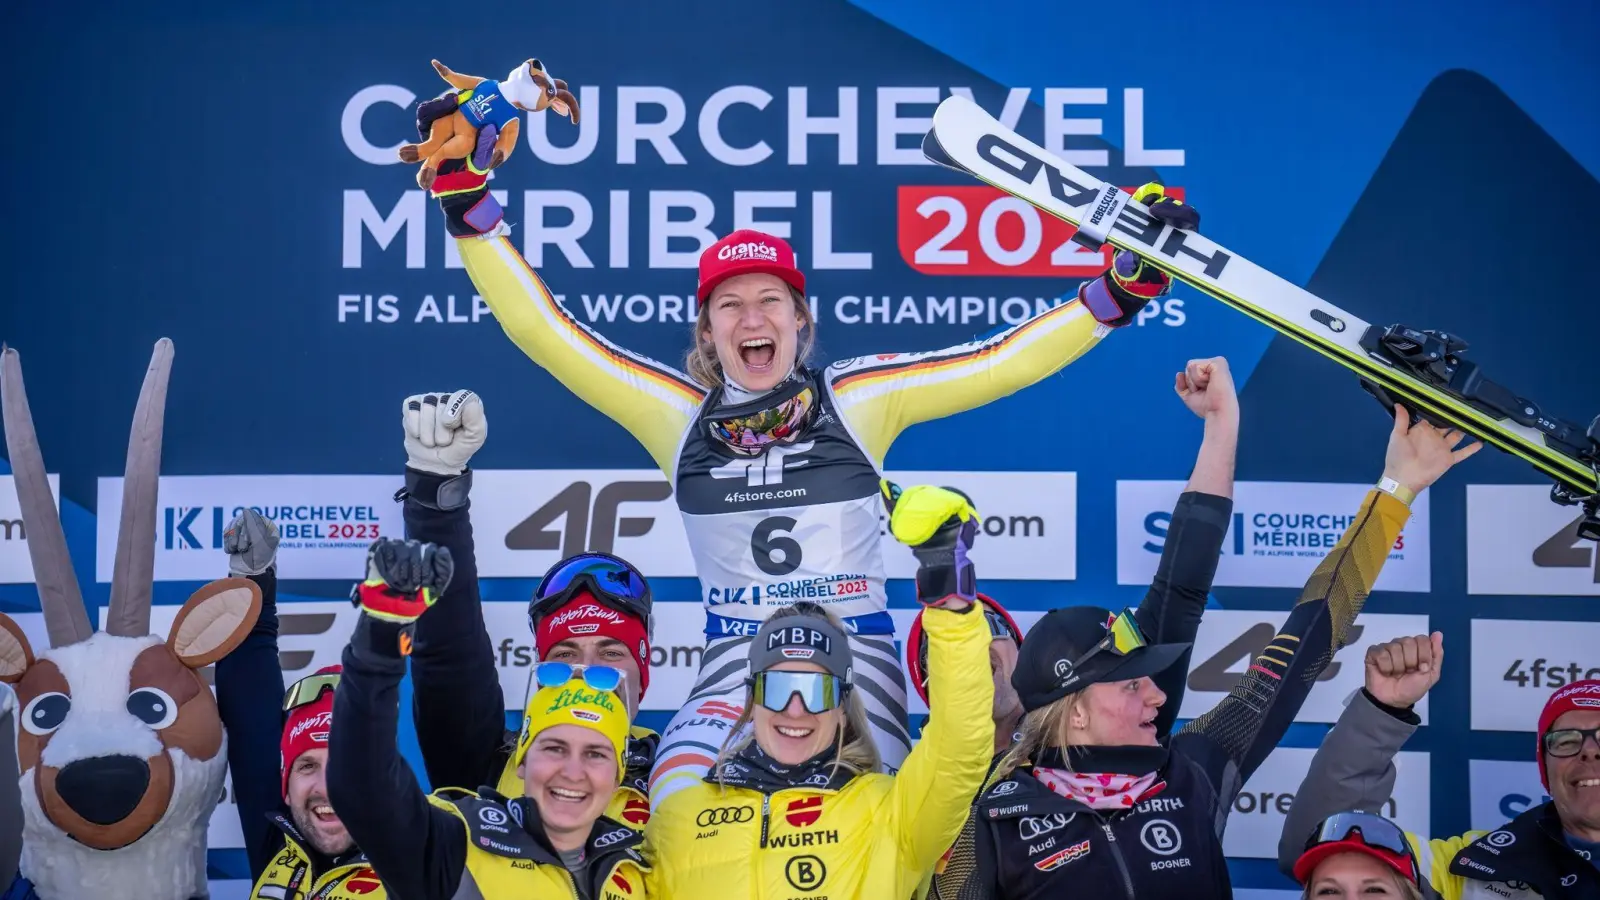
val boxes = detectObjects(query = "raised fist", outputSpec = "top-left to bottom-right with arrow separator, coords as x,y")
403,390 -> 487,476
1364,632 -> 1444,709
223,508 -> 279,576
354,538 -> 454,626
882,481 -> 979,607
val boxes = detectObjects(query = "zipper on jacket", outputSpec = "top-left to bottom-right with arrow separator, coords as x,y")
1100,819 -> 1136,900
759,794 -> 772,848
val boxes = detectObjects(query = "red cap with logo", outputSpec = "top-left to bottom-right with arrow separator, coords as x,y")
281,664 -> 340,798
697,230 -> 806,303
535,591 -> 652,698
1537,678 -> 1600,791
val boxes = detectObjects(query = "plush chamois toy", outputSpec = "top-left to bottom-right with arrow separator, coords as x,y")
0,340 -> 261,900
399,58 -> 580,190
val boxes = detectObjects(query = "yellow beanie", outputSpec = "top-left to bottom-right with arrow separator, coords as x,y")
514,679 -> 630,783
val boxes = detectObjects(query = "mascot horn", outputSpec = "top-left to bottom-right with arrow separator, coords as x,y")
0,340 -> 261,900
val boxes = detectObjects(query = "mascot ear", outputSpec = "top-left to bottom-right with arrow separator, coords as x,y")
168,578 -> 261,669
0,615 -> 34,684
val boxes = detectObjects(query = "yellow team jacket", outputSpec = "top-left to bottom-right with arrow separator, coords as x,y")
495,725 -> 658,832
638,605 -> 994,900
428,789 -> 650,900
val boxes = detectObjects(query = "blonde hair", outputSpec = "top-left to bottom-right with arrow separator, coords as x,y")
993,691 -> 1080,780
714,603 -> 880,786
686,285 -> 816,388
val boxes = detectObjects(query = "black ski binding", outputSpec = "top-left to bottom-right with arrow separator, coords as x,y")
1357,322 -> 1600,541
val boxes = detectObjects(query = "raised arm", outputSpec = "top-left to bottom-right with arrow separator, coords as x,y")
212,510 -> 288,880
397,390 -> 511,792
452,227 -> 701,474
327,538 -> 468,900
882,484 -> 996,871
1175,407 -> 1480,798
1137,358 -> 1238,736
829,205 -> 1197,464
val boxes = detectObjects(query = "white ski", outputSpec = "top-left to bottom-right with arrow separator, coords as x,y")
922,93 -> 1599,515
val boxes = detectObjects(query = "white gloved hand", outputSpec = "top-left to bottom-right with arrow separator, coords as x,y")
403,390 -> 487,476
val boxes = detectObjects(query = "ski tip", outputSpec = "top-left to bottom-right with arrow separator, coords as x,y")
921,130 -> 964,172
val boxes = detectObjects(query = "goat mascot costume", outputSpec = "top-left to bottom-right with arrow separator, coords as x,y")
0,339 -> 262,900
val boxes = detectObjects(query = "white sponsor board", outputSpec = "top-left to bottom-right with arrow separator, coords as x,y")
0,474 -> 61,584
1469,759 -> 1548,834
1467,484 -> 1600,595
1117,481 -> 1430,592
1222,748 -> 1430,859
96,475 -> 404,582
1470,618 -> 1600,731
469,469 -> 1076,580
1175,611 -> 1432,724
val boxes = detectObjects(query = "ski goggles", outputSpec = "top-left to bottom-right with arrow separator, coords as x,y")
1544,726 -> 1600,757
1299,811 -> 1419,885
1067,608 -> 1150,671
750,670 -> 847,715
534,662 -> 626,696
705,382 -> 816,458
282,672 -> 340,712
529,553 -> 652,629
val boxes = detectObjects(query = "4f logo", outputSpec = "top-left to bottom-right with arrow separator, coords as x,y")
506,480 -> 672,557
1188,623 -> 1362,692
165,506 -> 223,550
1533,513 -> 1600,583
711,441 -> 813,487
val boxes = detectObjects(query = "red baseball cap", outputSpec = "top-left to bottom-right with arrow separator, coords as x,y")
1293,838 -> 1416,887
697,230 -> 805,302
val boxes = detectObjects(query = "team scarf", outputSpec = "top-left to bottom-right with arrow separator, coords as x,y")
1032,767 -> 1166,810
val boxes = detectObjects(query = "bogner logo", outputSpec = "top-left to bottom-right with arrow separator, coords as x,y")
711,442 -> 813,488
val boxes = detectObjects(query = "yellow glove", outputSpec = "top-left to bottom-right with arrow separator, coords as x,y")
881,481 -> 979,604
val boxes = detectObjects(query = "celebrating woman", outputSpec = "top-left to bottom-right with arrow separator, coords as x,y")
932,405 -> 1481,900
434,156 -> 1201,805
642,482 -> 995,898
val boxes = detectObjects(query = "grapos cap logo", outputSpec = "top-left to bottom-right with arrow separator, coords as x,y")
718,241 -> 780,262
478,806 -> 508,827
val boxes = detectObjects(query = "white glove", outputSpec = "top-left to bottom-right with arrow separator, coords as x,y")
402,390 -> 487,476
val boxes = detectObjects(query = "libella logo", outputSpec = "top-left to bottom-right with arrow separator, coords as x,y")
1117,481 -> 1430,592
1468,485 -> 1600,595
0,474 -> 61,585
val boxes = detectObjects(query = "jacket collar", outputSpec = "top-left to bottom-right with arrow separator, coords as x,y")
623,730 -> 660,797
1449,801 -> 1600,895
706,742 -> 854,794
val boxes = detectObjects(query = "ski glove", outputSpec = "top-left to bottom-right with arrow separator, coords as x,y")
223,508 -> 279,577
882,481 -> 979,606
403,390 -> 487,476
353,538 -> 454,631
1079,181 -> 1198,328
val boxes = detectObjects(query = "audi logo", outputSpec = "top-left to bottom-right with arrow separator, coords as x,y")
594,828 -> 632,848
697,806 -> 755,826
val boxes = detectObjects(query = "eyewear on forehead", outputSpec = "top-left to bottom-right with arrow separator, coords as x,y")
1304,811 -> 1420,883
1544,726 -> 1600,758
283,672 -> 340,712
534,662 -> 626,695
1063,608 -> 1149,676
750,670 -> 846,714
530,552 -> 651,624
